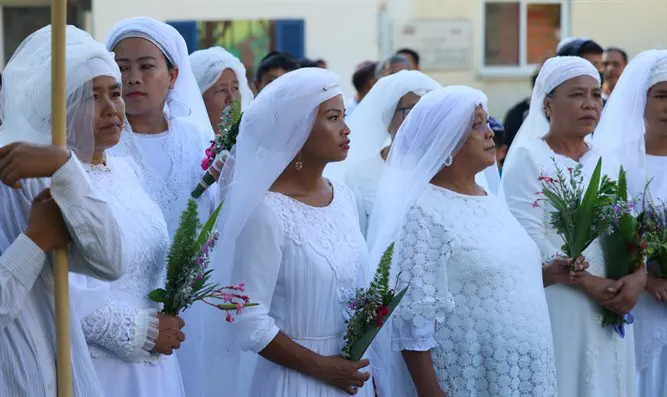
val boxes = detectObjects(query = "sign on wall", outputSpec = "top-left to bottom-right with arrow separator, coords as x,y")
392,19 -> 472,71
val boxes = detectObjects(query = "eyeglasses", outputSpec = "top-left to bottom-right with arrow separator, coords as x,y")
397,106 -> 414,118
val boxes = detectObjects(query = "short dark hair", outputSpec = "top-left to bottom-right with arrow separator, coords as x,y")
255,51 -> 299,81
396,48 -> 420,66
352,62 -> 377,92
556,39 -> 603,57
578,40 -> 604,57
298,58 -> 319,68
606,47 -> 628,63
531,68 -> 539,88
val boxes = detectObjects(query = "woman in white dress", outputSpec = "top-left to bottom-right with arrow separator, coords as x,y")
593,49 -> 667,397
0,25 -> 126,397
104,17 -> 216,239
324,70 -> 440,235
203,67 -> 375,397
190,46 -> 254,132
366,86 -> 563,397
32,31 -> 187,397
500,56 -> 644,397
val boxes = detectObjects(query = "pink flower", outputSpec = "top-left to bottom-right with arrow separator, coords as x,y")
230,282 -> 245,292
567,167 -> 573,173
532,200 -> 540,208
221,292 -> 234,302
537,175 -> 555,184
225,312 -> 234,323
235,303 -> 244,315
201,157 -> 212,170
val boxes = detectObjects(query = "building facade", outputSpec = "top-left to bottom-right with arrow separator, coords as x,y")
0,0 -> 665,118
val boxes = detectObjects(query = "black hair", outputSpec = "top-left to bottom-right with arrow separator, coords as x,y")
164,56 -> 174,70
352,62 -> 377,92
578,40 -> 604,56
298,58 -> 320,68
556,39 -> 603,57
606,47 -> 628,63
396,48 -> 420,66
255,51 -> 299,81
531,68 -> 539,88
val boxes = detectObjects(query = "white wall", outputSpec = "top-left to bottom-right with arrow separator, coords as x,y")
91,0 -> 381,97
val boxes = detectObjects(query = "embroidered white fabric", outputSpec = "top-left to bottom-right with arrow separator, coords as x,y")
392,185 -> 557,396
228,181 -> 373,397
71,156 -> 170,363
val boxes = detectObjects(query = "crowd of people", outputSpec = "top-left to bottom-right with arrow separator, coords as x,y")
0,16 -> 665,397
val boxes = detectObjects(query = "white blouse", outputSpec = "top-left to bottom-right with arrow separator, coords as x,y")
393,184 -> 556,397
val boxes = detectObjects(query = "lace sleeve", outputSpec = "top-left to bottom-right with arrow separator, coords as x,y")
81,301 -> 159,361
392,205 -> 456,352
500,145 -> 563,262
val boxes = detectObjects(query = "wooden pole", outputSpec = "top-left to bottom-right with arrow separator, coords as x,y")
51,1 -> 72,396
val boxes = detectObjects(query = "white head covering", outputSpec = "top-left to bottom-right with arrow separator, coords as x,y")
501,56 -> 601,176
182,67 -> 345,396
363,86 -> 489,396
324,70 -> 440,181
367,85 -> 489,269
189,46 -> 254,109
593,49 -> 667,195
104,17 -> 213,136
0,25 -> 120,163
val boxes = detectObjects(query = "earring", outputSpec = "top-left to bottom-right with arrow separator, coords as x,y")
295,160 -> 303,171
444,155 -> 453,167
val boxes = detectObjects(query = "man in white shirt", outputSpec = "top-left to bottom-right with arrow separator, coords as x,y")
0,143 -> 126,396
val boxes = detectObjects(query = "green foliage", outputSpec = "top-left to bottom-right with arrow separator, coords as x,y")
166,199 -> 200,284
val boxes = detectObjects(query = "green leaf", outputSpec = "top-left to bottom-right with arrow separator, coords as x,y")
347,286 -> 408,361
148,288 -> 167,303
196,200 -> 224,248
617,215 -> 637,242
571,158 -> 603,257
602,232 -> 633,280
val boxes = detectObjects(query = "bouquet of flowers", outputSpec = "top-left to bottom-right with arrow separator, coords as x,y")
642,195 -> 667,277
533,158 -> 616,270
599,167 -> 647,337
148,199 -> 256,321
342,243 -> 408,361
191,100 -> 243,198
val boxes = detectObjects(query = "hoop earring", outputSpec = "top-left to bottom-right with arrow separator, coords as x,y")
295,160 -> 303,171
444,155 -> 453,167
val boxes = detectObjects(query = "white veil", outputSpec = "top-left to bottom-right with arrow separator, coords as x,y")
324,70 -> 440,181
0,25 -> 121,164
364,86 -> 489,396
593,49 -> 667,195
183,67 -> 344,397
499,56 -> 601,188
104,17 -> 214,137
189,46 -> 254,109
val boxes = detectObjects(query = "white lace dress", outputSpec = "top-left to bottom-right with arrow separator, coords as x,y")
501,139 -> 636,397
69,156 -> 185,397
392,184 -> 556,397
634,154 -> 667,397
109,117 -> 215,240
230,181 -> 374,397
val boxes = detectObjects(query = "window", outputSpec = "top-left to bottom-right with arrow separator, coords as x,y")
482,0 -> 567,73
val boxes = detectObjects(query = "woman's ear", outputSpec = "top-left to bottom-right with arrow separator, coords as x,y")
543,96 -> 553,120
168,66 -> 179,90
